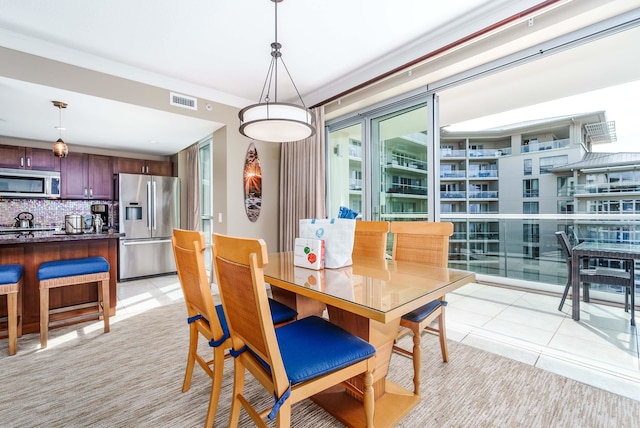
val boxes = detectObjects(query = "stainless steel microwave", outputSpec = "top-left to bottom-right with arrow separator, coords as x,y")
0,168 -> 61,198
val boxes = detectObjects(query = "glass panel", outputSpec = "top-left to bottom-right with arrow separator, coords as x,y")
372,104 -> 429,222
199,139 -> 213,271
327,123 -> 363,217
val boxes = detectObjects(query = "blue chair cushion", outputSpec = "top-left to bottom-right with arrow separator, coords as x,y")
0,264 -> 24,285
252,316 -> 375,385
268,298 -> 297,324
38,256 -> 110,281
402,300 -> 447,323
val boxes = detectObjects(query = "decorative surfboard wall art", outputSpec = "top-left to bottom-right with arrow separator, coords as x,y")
244,142 -> 262,222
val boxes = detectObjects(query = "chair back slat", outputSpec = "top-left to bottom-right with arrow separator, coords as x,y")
212,234 -> 286,379
172,229 -> 225,341
353,220 -> 389,259
555,231 -> 572,261
390,221 -> 453,268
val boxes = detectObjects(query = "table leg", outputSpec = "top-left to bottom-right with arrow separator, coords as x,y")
630,262 -> 635,326
311,305 -> 420,428
572,252 -> 581,321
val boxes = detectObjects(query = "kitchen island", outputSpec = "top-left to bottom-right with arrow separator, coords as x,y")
0,231 -> 122,335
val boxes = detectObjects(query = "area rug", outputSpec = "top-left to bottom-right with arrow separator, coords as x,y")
1,303 -> 638,427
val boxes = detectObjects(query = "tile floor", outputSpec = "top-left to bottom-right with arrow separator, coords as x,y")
116,275 -> 640,402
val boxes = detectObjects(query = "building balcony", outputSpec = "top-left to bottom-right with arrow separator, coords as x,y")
441,191 -> 466,199
521,138 -> 570,153
469,191 -> 499,199
440,170 -> 467,179
468,170 -> 498,179
574,182 -> 640,196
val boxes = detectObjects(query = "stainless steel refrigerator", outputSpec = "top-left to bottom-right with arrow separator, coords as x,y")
117,173 -> 180,280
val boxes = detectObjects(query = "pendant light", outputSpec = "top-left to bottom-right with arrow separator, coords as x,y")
52,101 -> 69,158
238,0 -> 315,143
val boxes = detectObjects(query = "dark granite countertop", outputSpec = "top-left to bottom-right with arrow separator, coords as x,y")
0,230 -> 124,245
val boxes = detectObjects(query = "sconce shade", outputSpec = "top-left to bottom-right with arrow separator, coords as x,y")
239,102 -> 315,143
53,138 -> 68,158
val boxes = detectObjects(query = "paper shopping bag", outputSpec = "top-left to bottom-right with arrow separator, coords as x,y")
299,218 -> 356,268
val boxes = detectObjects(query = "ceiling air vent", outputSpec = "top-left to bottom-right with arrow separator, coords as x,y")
170,92 -> 197,111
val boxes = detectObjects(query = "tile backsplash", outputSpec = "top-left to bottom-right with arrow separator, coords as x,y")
0,199 -> 118,228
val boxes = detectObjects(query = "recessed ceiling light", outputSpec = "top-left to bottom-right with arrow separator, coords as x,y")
149,140 -> 157,144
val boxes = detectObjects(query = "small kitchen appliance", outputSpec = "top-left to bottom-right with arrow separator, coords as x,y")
14,212 -> 34,228
90,204 -> 109,232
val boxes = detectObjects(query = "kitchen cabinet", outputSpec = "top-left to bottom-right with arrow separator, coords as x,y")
0,144 -> 60,171
61,153 -> 113,199
114,157 -> 172,176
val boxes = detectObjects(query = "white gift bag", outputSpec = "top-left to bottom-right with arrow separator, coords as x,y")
299,218 -> 356,268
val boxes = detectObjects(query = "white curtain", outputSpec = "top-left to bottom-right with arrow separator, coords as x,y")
185,143 -> 201,230
279,106 -> 326,251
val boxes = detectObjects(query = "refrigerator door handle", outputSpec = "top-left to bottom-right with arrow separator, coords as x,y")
147,181 -> 152,232
152,180 -> 157,231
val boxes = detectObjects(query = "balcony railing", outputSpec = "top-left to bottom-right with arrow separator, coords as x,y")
469,191 -> 498,198
440,170 -> 467,179
521,138 -> 570,153
440,149 -> 466,158
440,191 -> 466,199
468,170 -> 498,178
440,213 -> 640,304
573,182 -> 640,195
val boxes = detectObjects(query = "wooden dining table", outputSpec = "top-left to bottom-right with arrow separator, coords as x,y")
264,252 -> 476,428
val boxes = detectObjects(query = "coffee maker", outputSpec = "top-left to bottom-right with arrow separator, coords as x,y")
90,204 -> 109,232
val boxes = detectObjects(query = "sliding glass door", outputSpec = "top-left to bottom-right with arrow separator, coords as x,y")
327,94 -> 436,223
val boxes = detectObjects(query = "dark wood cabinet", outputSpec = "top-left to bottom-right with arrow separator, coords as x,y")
114,157 -> 172,176
0,144 -> 60,171
61,153 -> 113,199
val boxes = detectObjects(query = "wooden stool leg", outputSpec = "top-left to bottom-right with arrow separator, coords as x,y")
40,287 -> 49,348
17,282 -> 22,337
100,278 -> 110,333
7,293 -> 17,356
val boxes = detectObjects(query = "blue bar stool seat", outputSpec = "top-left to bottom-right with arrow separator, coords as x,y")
38,256 -> 110,348
0,264 -> 24,356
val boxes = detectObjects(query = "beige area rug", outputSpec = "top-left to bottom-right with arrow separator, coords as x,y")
1,303 -> 639,428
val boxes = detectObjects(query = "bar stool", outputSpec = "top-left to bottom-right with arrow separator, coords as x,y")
38,256 -> 110,348
0,264 -> 23,356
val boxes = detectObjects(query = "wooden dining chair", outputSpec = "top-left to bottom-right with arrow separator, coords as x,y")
352,220 -> 390,259
390,221 -> 453,395
212,233 -> 376,427
172,229 -> 297,428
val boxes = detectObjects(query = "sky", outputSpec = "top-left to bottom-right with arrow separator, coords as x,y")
444,80 -> 640,153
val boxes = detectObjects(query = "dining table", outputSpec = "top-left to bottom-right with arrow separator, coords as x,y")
263,252 -> 476,428
571,241 -> 639,325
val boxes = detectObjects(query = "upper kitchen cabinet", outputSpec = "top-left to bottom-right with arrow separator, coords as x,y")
0,145 -> 60,171
114,157 -> 172,176
60,153 -> 113,199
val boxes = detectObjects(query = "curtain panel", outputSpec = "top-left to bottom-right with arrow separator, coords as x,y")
185,143 -> 201,230
279,106 -> 326,251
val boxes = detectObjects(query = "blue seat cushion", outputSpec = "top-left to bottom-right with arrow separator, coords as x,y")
38,256 -> 110,281
268,298 -> 297,324
0,264 -> 24,285
402,300 -> 447,323
252,316 -> 375,385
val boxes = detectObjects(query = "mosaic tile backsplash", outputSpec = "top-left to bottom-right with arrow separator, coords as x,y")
0,199 -> 118,229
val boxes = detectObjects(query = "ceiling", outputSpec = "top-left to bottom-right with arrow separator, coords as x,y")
0,1 -> 637,156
